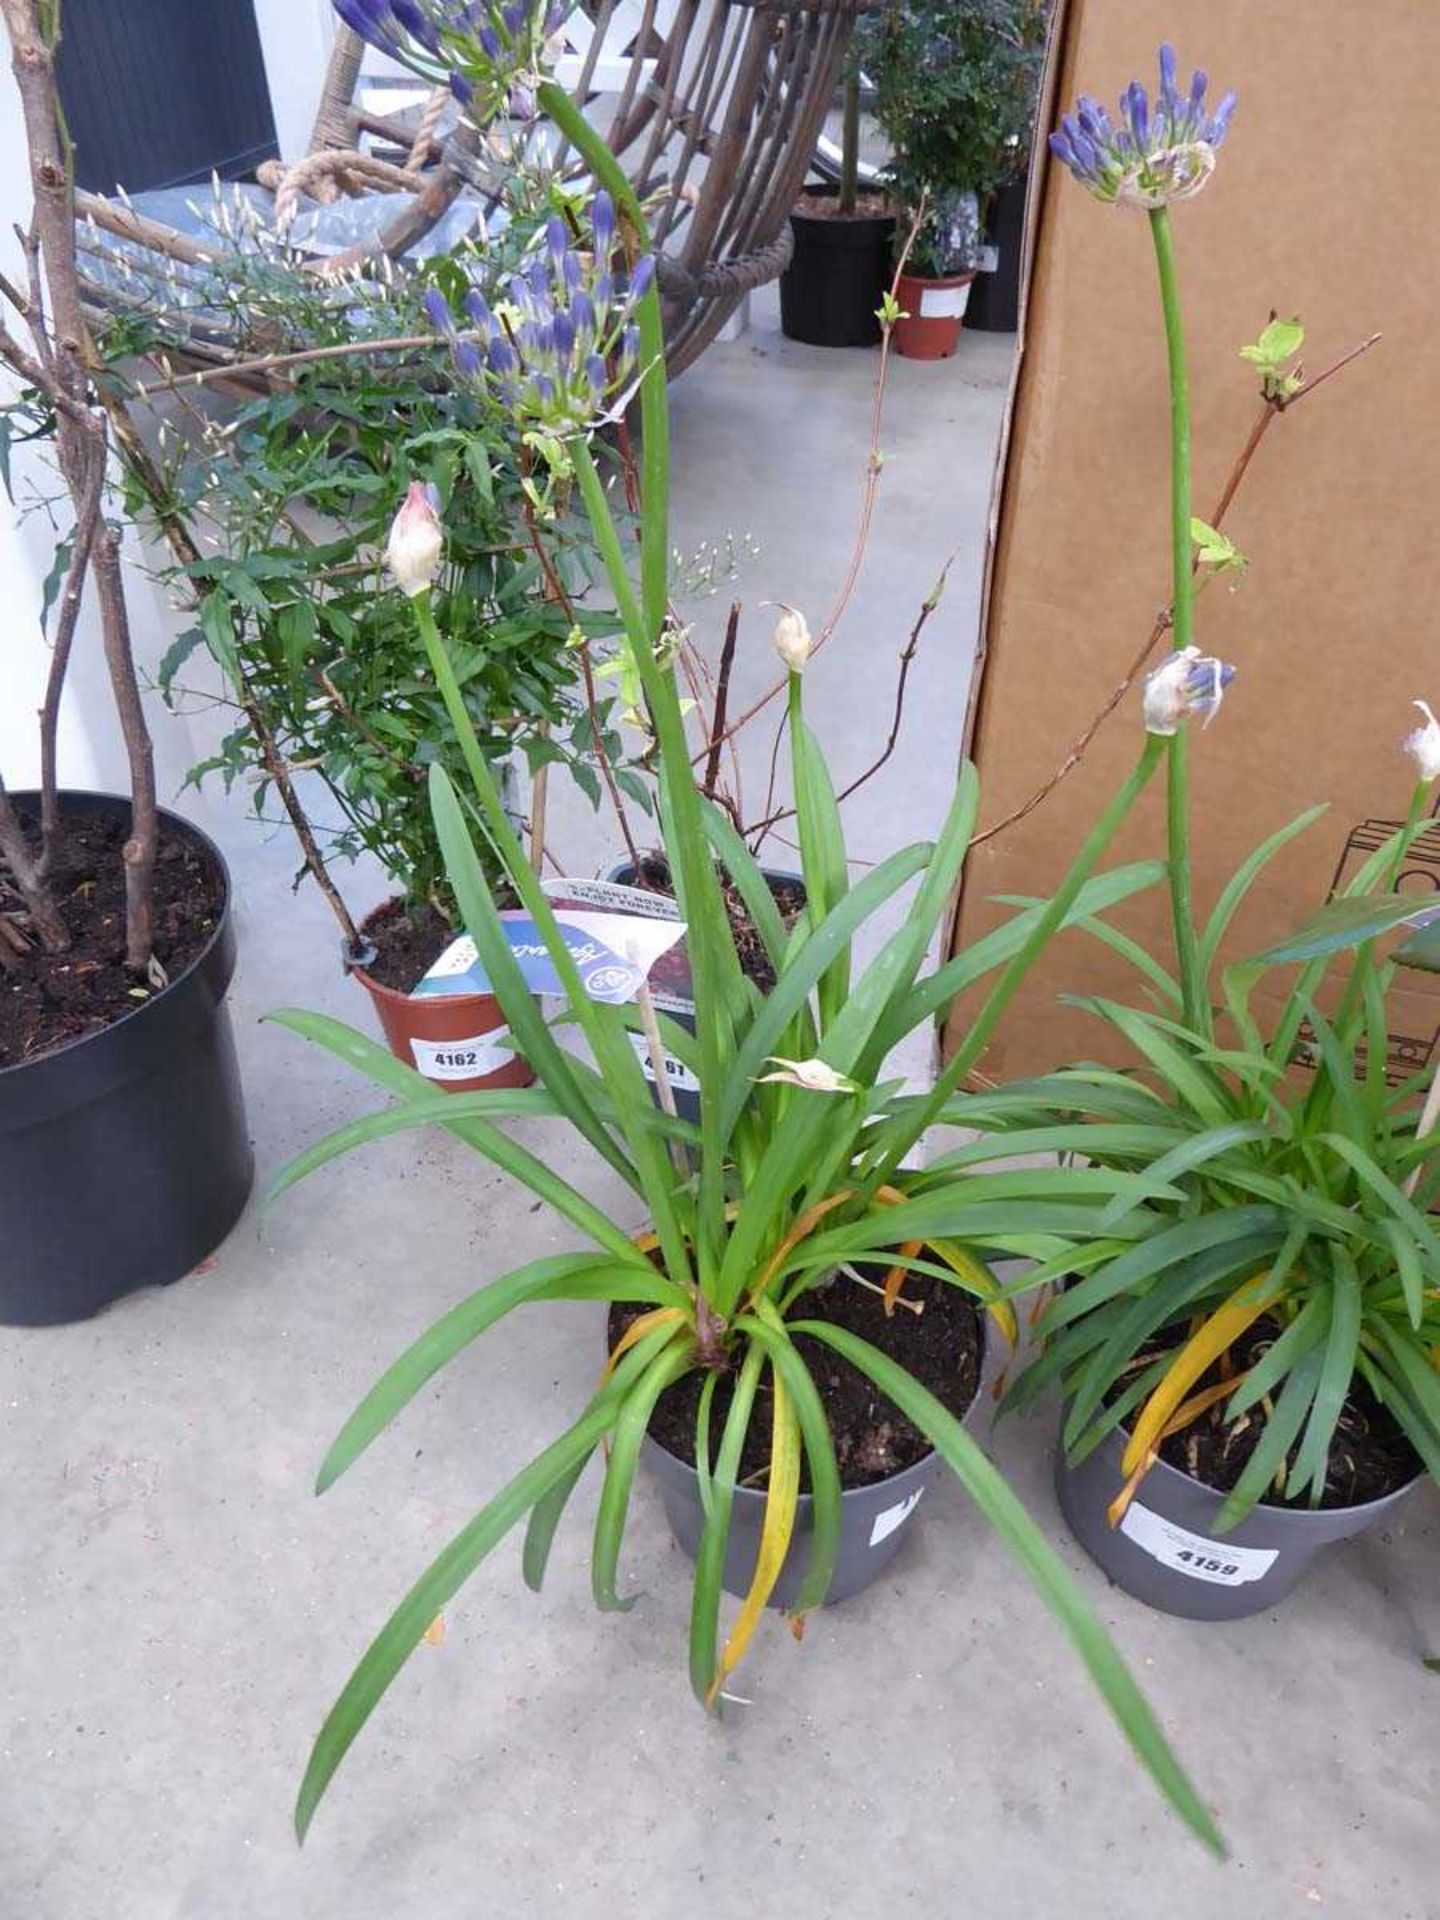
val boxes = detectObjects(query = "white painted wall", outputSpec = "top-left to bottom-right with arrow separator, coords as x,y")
252,0 -> 337,161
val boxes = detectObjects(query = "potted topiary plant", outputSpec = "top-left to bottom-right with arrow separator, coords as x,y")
0,0 -> 253,1325
779,53 -> 897,349
865,0 -> 1045,359
269,6 -> 1225,1853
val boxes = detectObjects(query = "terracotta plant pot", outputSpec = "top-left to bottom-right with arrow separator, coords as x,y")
893,269 -> 976,360
349,903 -> 533,1095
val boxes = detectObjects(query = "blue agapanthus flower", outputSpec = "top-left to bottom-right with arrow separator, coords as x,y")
332,0 -> 567,117
425,191 -> 655,431
1049,43 -> 1236,209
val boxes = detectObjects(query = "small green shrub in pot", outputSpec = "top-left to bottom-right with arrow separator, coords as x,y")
863,0 -> 1045,356
268,1 -> 1228,1854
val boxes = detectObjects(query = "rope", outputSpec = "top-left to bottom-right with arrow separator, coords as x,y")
406,87 -> 450,173
656,225 -> 795,305
258,150 -> 424,229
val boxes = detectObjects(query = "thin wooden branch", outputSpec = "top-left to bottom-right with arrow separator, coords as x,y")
38,427 -> 103,873
700,599 -> 739,801
0,770 -> 68,950
90,523 -> 157,971
970,329 -> 1383,849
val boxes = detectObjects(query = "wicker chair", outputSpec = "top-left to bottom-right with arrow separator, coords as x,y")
74,2 -> 862,382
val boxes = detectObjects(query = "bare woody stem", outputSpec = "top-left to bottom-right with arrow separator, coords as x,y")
38,426 -> 103,872
1,0 -> 159,969
0,772 -> 68,950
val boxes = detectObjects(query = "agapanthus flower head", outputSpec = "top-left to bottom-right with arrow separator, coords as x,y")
1403,700 -> 1440,781
424,194 -> 656,432
1143,645 -> 1236,735
331,0 -> 567,122
1049,43 -> 1235,209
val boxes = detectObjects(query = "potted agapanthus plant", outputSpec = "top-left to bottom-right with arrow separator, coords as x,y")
865,0 -> 1046,359
270,0 -> 1224,1854
0,0 -> 252,1324
983,46 -> 1437,1622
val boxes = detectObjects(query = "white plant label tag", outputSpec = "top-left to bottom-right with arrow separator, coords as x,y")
869,1487 -> 924,1548
975,244 -> 1000,274
919,282 -> 971,319
1119,1501 -> 1277,1586
627,1029 -> 701,1095
410,1031 -> 516,1082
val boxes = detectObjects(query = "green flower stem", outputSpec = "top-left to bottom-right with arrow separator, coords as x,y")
1149,207 -> 1206,1036
861,736 -> 1166,1199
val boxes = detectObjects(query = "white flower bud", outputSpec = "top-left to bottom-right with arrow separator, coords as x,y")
385,481 -> 444,598
772,606 -> 812,674
756,1055 -> 859,1094
1143,645 -> 1235,735
1403,700 -> 1440,781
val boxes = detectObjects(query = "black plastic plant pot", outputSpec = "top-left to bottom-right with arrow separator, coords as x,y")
0,793 -> 253,1326
779,186 -> 897,349
1055,1419 -> 1422,1622
605,860 -> 803,1125
965,176 -> 1027,334
643,1311 -> 991,1607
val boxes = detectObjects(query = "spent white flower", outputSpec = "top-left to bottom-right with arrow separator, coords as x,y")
1143,645 -> 1236,735
756,1056 -> 859,1094
385,480 -> 444,597
772,606 -> 812,674
1403,700 -> 1440,781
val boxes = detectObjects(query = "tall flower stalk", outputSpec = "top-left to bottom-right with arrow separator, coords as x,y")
1050,44 -> 1238,1028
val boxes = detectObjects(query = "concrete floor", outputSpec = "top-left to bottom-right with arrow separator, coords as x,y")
5,301 -> 1439,1920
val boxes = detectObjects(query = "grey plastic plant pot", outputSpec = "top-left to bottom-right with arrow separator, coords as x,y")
0,792 -> 253,1325
641,1308 -> 992,1608
1055,1418 -> 1422,1622
604,860 -> 804,1125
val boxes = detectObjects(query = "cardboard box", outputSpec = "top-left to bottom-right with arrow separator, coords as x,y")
945,0 -> 1440,1085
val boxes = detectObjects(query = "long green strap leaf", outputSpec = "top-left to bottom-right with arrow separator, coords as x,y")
591,1339 -> 696,1611
792,1321 -> 1223,1856
317,1256 -> 678,1493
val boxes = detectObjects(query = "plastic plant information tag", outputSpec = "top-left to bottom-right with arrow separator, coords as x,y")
412,902 -> 686,1007
410,1031 -> 517,1081
626,1028 -> 700,1095
1119,1502 -> 1278,1586
868,1487 -> 924,1548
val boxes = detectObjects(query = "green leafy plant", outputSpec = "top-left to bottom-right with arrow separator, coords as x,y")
1014,47 -> 1439,1530
104,235 -> 636,929
863,0 -> 1046,276
269,23 -> 1223,1852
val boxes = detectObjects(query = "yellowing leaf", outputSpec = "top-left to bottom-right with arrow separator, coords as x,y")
1122,1274 -> 1277,1478
707,1371 -> 800,1704
600,1306 -> 688,1386
929,1238 -> 1020,1352
422,1614 -> 446,1646
1106,1372 -> 1248,1526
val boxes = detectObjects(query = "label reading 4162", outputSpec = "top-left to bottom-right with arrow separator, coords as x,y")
410,1030 -> 516,1082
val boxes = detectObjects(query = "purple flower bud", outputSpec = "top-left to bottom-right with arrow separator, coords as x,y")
621,322 -> 639,364
479,23 -> 502,58
449,71 -> 475,106
463,287 -> 493,333
562,249 -> 583,292
592,270 -> 613,313
571,288 -> 595,336
423,287 -> 453,332
501,0 -> 525,36
1158,42 -> 1178,99
1210,91 -> 1237,142
628,254 -> 655,300
391,0 -> 438,52
454,339 -> 482,377
487,335 -> 516,375
585,352 -> 607,394
590,189 -> 615,253
509,82 -> 536,120
551,309 -> 575,361
546,213 -> 568,261
533,373 -> 555,404
543,0 -> 567,34
1189,68 -> 1208,107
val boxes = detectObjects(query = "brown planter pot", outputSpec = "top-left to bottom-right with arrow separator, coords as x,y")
349,905 -> 533,1095
893,270 -> 976,360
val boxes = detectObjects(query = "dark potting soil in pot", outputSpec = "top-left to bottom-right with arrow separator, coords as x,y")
1117,1315 -> 1420,1508
360,893 -> 523,994
0,803 -> 223,1068
360,899 -> 457,993
611,1262 -> 982,1490
626,852 -> 806,997
791,189 -> 895,224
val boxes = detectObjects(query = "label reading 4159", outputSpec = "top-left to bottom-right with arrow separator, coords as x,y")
1119,1501 -> 1278,1587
